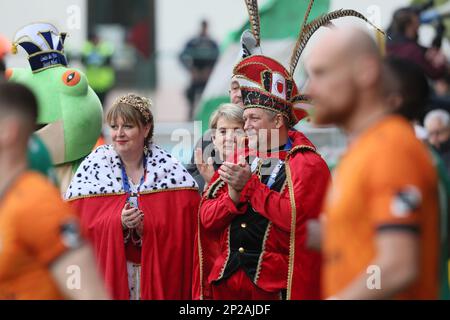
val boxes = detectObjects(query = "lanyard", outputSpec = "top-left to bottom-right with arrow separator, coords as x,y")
120,153 -> 147,206
251,138 -> 292,189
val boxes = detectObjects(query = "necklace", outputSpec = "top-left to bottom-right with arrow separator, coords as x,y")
120,153 -> 147,208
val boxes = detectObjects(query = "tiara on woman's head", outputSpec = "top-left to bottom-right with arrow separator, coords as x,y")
113,93 -> 152,123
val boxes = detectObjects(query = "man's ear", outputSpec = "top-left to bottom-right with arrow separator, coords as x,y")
211,129 -> 217,143
275,114 -> 285,129
355,56 -> 380,89
0,120 -> 19,147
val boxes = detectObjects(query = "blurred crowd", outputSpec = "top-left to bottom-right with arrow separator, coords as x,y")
386,3 -> 450,174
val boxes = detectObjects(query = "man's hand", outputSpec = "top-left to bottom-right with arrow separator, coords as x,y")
218,156 -> 251,192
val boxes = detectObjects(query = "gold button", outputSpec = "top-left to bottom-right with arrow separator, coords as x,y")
241,223 -> 247,229
239,247 -> 245,254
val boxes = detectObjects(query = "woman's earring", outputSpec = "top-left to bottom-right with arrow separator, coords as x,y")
143,145 -> 149,155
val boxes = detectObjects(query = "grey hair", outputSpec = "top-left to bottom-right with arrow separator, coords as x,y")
263,109 -> 291,128
209,103 -> 244,129
424,109 -> 450,129
263,109 -> 278,120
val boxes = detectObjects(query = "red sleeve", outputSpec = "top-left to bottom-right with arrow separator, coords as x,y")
240,175 -> 292,232
200,181 -> 248,230
240,151 -> 331,232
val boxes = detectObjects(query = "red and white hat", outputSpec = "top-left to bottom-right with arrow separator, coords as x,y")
233,54 -> 308,127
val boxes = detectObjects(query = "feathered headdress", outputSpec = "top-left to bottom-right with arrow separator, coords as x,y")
233,0 -> 385,126
289,2 -> 386,76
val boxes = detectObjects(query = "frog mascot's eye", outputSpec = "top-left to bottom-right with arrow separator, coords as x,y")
62,70 -> 81,86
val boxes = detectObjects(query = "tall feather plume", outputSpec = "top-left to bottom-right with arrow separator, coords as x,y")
289,9 -> 386,76
300,0 -> 315,32
289,0 -> 315,76
244,0 -> 261,47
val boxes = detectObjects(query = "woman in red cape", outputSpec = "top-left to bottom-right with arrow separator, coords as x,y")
66,94 -> 200,299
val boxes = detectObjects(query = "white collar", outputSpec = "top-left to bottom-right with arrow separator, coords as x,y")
65,144 -> 198,200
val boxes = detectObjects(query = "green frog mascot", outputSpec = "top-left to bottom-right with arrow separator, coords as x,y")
7,23 -> 103,193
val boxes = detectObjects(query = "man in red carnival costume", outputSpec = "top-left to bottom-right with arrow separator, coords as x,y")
193,0 -> 383,300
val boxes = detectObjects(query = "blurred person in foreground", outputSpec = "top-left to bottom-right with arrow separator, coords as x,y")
65,94 -> 200,300
0,36 -> 58,186
306,27 -> 439,299
383,56 -> 449,299
0,82 -> 108,299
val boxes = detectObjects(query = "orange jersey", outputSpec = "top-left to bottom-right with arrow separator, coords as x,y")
323,115 -> 439,299
0,172 -> 79,299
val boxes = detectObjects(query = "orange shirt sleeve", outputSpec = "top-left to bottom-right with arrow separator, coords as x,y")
13,180 -> 81,265
367,144 -> 430,230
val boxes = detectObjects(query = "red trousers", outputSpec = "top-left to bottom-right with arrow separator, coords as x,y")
211,269 -> 281,300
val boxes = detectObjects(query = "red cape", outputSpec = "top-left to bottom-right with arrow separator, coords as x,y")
66,144 -> 200,299
71,190 -> 199,300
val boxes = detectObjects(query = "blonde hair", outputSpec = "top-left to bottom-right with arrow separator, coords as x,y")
209,103 -> 244,129
106,93 -> 154,145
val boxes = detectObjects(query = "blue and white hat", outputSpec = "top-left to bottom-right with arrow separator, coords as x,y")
12,22 -> 68,73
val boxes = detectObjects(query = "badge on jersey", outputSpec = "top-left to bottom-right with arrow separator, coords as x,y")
390,185 -> 422,218
60,219 -> 82,249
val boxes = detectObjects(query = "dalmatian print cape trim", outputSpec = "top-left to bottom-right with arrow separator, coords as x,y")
65,144 -> 198,200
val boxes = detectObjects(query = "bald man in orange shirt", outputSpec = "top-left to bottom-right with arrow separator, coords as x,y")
305,27 -> 439,300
